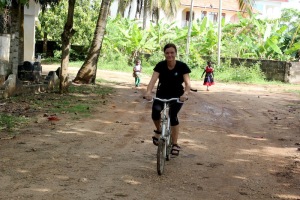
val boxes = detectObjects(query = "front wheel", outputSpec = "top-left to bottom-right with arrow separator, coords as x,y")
166,134 -> 172,161
157,139 -> 166,175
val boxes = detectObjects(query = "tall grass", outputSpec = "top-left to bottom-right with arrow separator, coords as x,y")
215,62 -> 266,83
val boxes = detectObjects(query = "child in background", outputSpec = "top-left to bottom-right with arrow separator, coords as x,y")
201,61 -> 214,91
133,60 -> 142,87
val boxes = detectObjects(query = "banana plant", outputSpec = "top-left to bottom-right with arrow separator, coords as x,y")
148,19 -> 178,48
105,16 -> 157,64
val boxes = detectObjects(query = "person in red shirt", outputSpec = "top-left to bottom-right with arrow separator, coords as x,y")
201,61 -> 214,91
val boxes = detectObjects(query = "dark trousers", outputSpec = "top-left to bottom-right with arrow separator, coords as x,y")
152,99 -> 183,126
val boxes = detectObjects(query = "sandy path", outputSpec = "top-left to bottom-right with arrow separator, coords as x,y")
0,65 -> 299,200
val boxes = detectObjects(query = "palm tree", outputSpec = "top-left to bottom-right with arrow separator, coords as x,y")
114,0 -> 180,29
117,0 -> 134,17
143,0 -> 180,29
59,0 -> 76,93
237,0 -> 254,14
116,0 -> 144,19
73,0 -> 112,84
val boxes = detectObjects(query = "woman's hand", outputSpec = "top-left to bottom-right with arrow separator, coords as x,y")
144,93 -> 152,101
179,95 -> 188,102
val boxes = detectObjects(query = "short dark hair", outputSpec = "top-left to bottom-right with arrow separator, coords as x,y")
163,43 -> 177,53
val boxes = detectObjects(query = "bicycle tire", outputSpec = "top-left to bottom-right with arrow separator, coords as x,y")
157,139 -> 166,175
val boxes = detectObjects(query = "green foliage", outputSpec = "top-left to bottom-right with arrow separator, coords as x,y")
104,16 -> 158,65
37,1 -> 300,63
37,0 -> 100,47
216,61 -> 266,83
38,3 -> 300,82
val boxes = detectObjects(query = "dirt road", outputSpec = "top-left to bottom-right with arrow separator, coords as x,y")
0,65 -> 299,200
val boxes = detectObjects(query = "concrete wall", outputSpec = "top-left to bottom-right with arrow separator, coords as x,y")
0,34 -> 11,84
228,58 -> 299,83
0,34 -> 10,61
288,62 -> 300,84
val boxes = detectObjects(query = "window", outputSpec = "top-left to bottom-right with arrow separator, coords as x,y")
208,12 -> 218,23
254,3 -> 264,13
201,11 -> 207,20
186,11 -> 195,21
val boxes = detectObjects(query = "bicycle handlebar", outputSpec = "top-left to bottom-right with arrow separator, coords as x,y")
153,97 -> 184,103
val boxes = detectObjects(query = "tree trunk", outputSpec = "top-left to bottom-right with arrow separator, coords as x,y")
135,0 -> 140,19
127,3 -> 131,19
73,0 -> 112,84
116,0 -> 125,17
43,32 -> 48,56
139,0 -> 143,19
10,0 -> 21,75
18,2 -> 24,64
142,0 -> 147,29
60,0 -> 76,93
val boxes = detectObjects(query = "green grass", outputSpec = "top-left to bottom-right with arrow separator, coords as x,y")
43,84 -> 113,116
0,84 -> 114,133
287,90 -> 300,95
0,114 -> 28,132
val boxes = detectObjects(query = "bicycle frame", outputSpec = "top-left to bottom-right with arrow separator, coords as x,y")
160,100 -> 171,145
153,97 -> 182,175
154,97 -> 180,142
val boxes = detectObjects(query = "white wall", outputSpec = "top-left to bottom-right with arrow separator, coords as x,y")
0,34 -> 10,61
24,0 -> 40,61
281,0 -> 300,10
255,0 -> 300,20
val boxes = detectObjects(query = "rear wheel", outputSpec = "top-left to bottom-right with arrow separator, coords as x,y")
157,139 -> 166,175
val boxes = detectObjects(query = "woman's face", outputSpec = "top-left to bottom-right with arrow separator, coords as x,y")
164,47 -> 177,62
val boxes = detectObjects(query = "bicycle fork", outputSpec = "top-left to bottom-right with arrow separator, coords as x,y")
160,106 -> 171,159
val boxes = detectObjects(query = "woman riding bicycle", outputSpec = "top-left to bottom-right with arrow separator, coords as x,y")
144,43 -> 191,156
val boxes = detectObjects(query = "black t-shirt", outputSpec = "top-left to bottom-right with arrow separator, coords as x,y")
154,60 -> 191,99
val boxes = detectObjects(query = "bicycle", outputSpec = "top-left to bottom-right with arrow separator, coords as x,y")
153,97 -> 183,175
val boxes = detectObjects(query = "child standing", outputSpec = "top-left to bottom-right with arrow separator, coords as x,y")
201,61 -> 214,91
133,60 -> 142,87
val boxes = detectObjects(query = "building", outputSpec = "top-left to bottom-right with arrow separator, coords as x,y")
254,0 -> 300,19
110,0 -> 245,28
177,0 -> 244,27
110,0 -> 300,27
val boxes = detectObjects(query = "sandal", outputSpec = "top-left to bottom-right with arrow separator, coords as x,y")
152,130 -> 161,146
152,136 -> 159,146
171,144 -> 181,156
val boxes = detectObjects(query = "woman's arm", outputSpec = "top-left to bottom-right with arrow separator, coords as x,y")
144,71 -> 159,100
180,73 -> 191,102
201,69 -> 206,78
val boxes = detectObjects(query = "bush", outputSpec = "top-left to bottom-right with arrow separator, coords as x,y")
216,61 -> 266,83
98,51 -> 130,71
